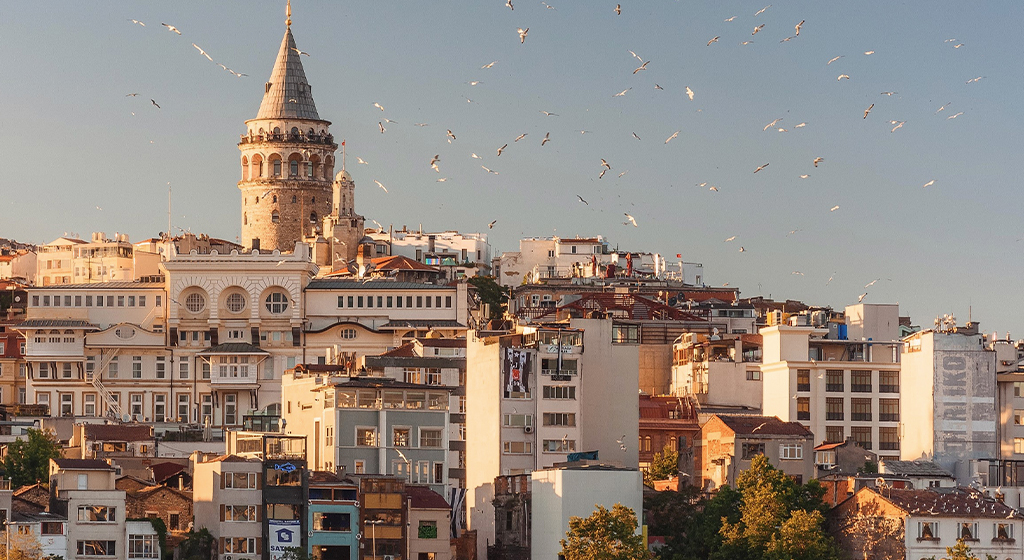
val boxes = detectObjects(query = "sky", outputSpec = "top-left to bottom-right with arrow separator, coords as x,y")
1,1 -> 1023,335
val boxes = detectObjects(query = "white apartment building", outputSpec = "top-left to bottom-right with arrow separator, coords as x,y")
367,228 -> 492,278
35,233 -> 161,287
670,332 -> 762,409
466,318 -> 640,559
0,251 -> 37,282
760,304 -> 903,462
497,236 -> 609,287
192,454 -> 265,560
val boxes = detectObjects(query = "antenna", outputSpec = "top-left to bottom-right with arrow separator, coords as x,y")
167,183 -> 172,239
286,0 -> 292,27
341,140 -> 346,171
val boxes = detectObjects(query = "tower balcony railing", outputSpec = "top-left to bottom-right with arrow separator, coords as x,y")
239,132 -> 335,146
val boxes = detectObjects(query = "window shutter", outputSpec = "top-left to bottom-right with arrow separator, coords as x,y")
256,538 -> 262,554
255,507 -> 261,522
219,538 -> 225,554
220,472 -> 225,489
220,504 -> 225,522
256,474 -> 262,489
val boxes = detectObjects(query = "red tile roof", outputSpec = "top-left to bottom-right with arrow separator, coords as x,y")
150,461 -> 187,483
53,458 -> 114,470
371,255 -> 439,272
380,343 -> 416,358
406,485 -> 450,510
874,488 -> 1023,519
713,415 -> 812,436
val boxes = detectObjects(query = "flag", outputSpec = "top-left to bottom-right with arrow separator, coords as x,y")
676,253 -> 681,258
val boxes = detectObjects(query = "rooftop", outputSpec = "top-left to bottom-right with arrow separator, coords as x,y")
712,414 -> 813,437
306,279 -> 454,291
406,485 -> 451,509
15,319 -> 98,329
29,281 -> 163,290
875,487 -> 1023,519
53,458 -> 114,471
84,424 -> 154,442
881,460 -> 955,478
199,343 -> 269,354
255,27 -> 321,121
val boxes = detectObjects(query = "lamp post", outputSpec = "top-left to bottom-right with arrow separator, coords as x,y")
365,519 -> 383,560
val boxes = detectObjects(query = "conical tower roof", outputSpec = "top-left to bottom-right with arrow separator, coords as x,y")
256,27 -> 321,120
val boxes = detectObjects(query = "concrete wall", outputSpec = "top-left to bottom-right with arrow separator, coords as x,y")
845,304 -> 900,343
465,333 -> 502,559
638,343 -> 672,396
409,507 -> 452,560
530,468 -> 643,560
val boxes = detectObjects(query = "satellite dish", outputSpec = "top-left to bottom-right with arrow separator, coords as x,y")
875,477 -> 885,487
122,414 -> 132,423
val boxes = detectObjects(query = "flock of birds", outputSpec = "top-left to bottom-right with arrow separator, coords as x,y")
109,3 -> 992,308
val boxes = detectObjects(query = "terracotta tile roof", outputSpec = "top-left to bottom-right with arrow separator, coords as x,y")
53,458 -> 114,470
84,424 -> 153,442
814,441 -> 845,451
713,415 -> 812,436
418,338 -> 466,348
381,342 -> 416,358
371,255 -> 440,272
150,461 -> 187,483
877,487 -> 1023,519
406,485 -> 450,509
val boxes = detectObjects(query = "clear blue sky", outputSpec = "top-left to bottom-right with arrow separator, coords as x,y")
2,1 -> 1022,335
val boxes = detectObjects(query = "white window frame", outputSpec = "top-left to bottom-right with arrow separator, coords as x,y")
779,443 -> 803,460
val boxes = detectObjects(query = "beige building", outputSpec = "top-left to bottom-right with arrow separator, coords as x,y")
192,454 -> 265,558
760,304 -> 903,461
671,332 -> 762,409
49,458 -> 128,560
465,318 -> 639,559
696,414 -> 814,489
406,486 -> 453,560
0,251 -> 37,283
35,233 -> 160,287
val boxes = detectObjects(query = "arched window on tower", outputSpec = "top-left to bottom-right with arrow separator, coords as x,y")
292,195 -> 298,203
252,154 -> 264,178
243,213 -> 248,225
269,154 -> 282,177
290,160 -> 298,176
272,195 -> 278,203
241,156 -> 249,181
311,197 -> 316,204
272,211 -> 280,223
310,212 -> 318,224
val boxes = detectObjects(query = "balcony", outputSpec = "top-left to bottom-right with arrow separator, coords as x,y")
239,132 -> 335,146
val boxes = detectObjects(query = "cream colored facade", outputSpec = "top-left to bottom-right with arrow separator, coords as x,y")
35,233 -> 160,287
192,454 -> 264,560
671,333 -> 762,409
49,459 -> 127,560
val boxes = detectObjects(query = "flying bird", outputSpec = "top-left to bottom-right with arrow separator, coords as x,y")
922,180 -> 935,188
890,121 -> 905,133
795,122 -> 807,128
540,110 -> 558,116
497,143 -> 508,156
599,169 -> 607,179
795,20 -> 804,35
793,271 -> 805,276
613,87 -> 631,97
837,74 -> 850,81
541,132 -> 551,145
830,205 -> 840,212
709,186 -> 719,191
161,23 -> 181,35
378,122 -> 386,133
514,133 -> 527,142
482,165 -> 498,175
576,195 -> 589,205
631,132 -> 641,141
738,246 -> 746,252
436,178 -> 448,182
858,292 -> 868,302
947,111 -> 964,119
542,2 -> 556,9
601,159 -> 611,170
633,60 -> 650,74
618,170 -> 628,178
752,24 -> 764,36
414,122 -> 429,127
725,16 -> 737,22
707,36 -> 720,46
865,279 -> 879,288
125,93 -> 138,97
372,219 -> 385,231
488,220 -> 498,229
356,157 -> 369,165
373,180 -> 389,193
753,163 -> 769,173
128,19 -> 145,26
446,129 -> 456,142
966,76 -> 984,84
517,27 -> 529,43
880,91 -> 897,96
799,174 -> 810,179
665,131 -> 679,144
813,157 -> 824,167
482,61 -> 497,69
754,4 -> 771,16
291,47 -> 310,56
724,236 -> 736,242
863,103 -> 874,119
624,213 -> 638,227
615,4 -> 621,15
827,55 -> 844,65
506,0 -> 513,10
741,41 -> 754,45
471,153 -> 481,159
780,36 -> 796,43
429,154 -> 440,171
467,80 -> 483,86
628,50 -> 644,62
373,102 -> 384,111
192,43 -> 213,61
685,86 -> 694,100
150,99 -> 161,109
763,118 -> 782,131
864,50 -> 875,55
935,102 -> 951,113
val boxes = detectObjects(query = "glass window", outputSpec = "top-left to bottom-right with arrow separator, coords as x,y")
503,441 -> 532,454
826,426 -> 844,443
78,506 -> 116,522
826,370 -> 844,392
797,369 -> 810,391
779,443 -> 803,460
225,293 -> 246,313
741,443 -> 765,460
919,521 -> 937,539
542,413 -> 576,426
420,428 -> 443,448
826,397 -> 844,421
879,427 -> 899,451
393,428 -> 411,447
851,398 -> 872,421
356,428 -> 377,447
880,399 -> 900,422
851,370 -> 872,392
78,541 -> 117,556
797,397 -> 810,421
851,426 -> 872,450
184,293 -> 206,313
265,292 -> 289,314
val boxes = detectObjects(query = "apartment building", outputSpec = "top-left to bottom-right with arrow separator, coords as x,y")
0,322 -> 26,406
307,471 -> 359,560
671,332 -> 763,409
48,458 -> 129,560
760,304 -> 903,462
696,415 -> 814,489
35,233 -> 161,287
465,318 -> 640,559
366,227 -> 492,279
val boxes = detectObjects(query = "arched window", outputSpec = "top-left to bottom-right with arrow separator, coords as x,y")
309,212 -> 318,223
311,197 -> 316,204
241,156 -> 249,181
272,195 -> 278,203
184,293 -> 206,313
265,292 -> 289,314
290,127 -> 299,135
273,160 -> 281,177
290,160 -> 298,176
225,293 -> 246,313
272,211 -> 280,223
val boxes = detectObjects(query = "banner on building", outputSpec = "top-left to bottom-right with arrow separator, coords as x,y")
503,347 -> 531,394
269,520 -> 302,560
448,487 -> 467,538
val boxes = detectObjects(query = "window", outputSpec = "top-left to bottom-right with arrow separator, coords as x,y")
420,428 -> 443,448
265,291 -> 289,314
224,472 -> 258,489
826,397 -> 844,421
62,363 -> 73,378
225,505 -> 257,522
78,541 -> 117,556
325,426 -> 334,446
156,357 -> 165,379
354,460 -> 365,474
108,358 -> 118,378
393,428 -> 411,447
851,370 -> 872,392
995,522 -> 1013,540
503,441 -> 533,454
826,369 -> 844,392
797,369 -> 810,391
446,296 -> 452,308
85,394 -> 96,416
128,535 -> 159,558
61,393 -> 73,416
225,293 -> 246,313
746,370 -> 761,381
313,512 -> 351,532
131,394 -> 143,417
797,397 -> 810,421
851,426 -> 872,450
154,394 -> 166,422
184,292 -> 206,313
827,427 -> 844,444
202,362 -> 211,379
741,443 -> 765,460
226,538 -> 257,554
543,413 -> 576,426
201,394 -> 212,423
503,414 -> 533,427
879,427 -> 899,451
878,370 -> 899,392
879,398 -> 899,422
418,520 -> 438,539
779,443 -> 803,460
178,394 -> 189,422
851,398 -> 872,421
132,356 -> 142,379
543,385 -> 576,400
78,506 -> 116,522
543,439 -> 576,452
224,394 -> 237,425
959,522 -> 978,540
179,360 -> 189,379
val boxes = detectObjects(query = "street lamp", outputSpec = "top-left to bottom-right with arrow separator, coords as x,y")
365,519 -> 383,560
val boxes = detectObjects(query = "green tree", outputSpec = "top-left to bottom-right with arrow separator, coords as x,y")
177,528 -> 214,560
560,503 -> 649,560
945,539 -> 978,560
644,444 -> 680,486
657,485 -> 742,560
2,428 -> 63,487
764,510 -> 838,560
467,276 -> 509,321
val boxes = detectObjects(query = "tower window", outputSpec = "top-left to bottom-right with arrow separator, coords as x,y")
307,162 -> 314,177
273,161 -> 281,177
311,197 -> 316,204
290,160 -> 298,176
310,212 -> 318,223
272,195 -> 278,203
258,161 -> 264,176
243,213 -> 247,225
272,211 -> 280,223
292,195 -> 298,203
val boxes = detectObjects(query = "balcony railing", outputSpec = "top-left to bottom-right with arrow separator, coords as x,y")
239,132 -> 335,145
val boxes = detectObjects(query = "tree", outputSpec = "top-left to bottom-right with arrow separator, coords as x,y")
764,510 -> 838,560
644,444 -> 680,486
560,503 -> 649,560
467,276 -> 509,321
1,428 -> 63,487
0,529 -> 49,560
177,528 -> 215,560
655,485 -> 742,560
945,539 -> 978,560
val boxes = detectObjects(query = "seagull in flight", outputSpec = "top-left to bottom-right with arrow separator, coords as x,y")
752,24 -> 764,36
799,174 -> 810,179
935,102 -> 951,113
795,122 -> 807,128
125,93 -> 138,97
709,186 -> 719,191
471,153 -> 481,159
685,86 -> 694,101
373,102 -> 384,111
830,205 -> 840,212
192,43 -> 213,61
633,60 -> 650,74
724,236 -> 736,242
827,55 -> 844,65
414,122 -> 429,127
576,194 -> 589,205
128,19 -> 145,26
837,74 -> 850,81
628,50 -> 644,62
481,60 -> 499,70
378,122 -> 386,133
506,0 -> 514,10
615,4 -> 621,15
864,50 -> 875,55
947,111 -> 964,119
446,129 -> 456,142
429,154 -> 440,172
754,4 -> 771,16
665,131 -> 679,144
542,2 -> 556,9
517,27 -> 529,43
890,120 -> 905,133
707,36 -> 720,46
966,76 -> 984,84
541,132 -> 551,145
356,157 -> 369,165
497,143 -> 508,156
540,110 -> 559,116
922,179 -> 935,188
488,220 -> 498,229
792,271 -> 805,276
632,132 -> 641,141
150,99 -> 161,109
373,180 -> 389,193
481,165 -> 499,175
863,103 -> 874,119
601,159 -> 611,170
813,157 -> 824,167
514,133 -> 527,142
764,118 -> 782,131
858,292 -> 868,302
795,20 -> 804,35
161,23 -> 181,35
738,246 -> 746,252
880,91 -> 898,96
613,87 -> 631,97
753,162 -> 769,173
624,213 -> 638,227
865,279 -> 879,288
292,47 -> 311,56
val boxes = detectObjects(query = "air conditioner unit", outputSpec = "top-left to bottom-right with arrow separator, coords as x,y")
524,426 -> 534,434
